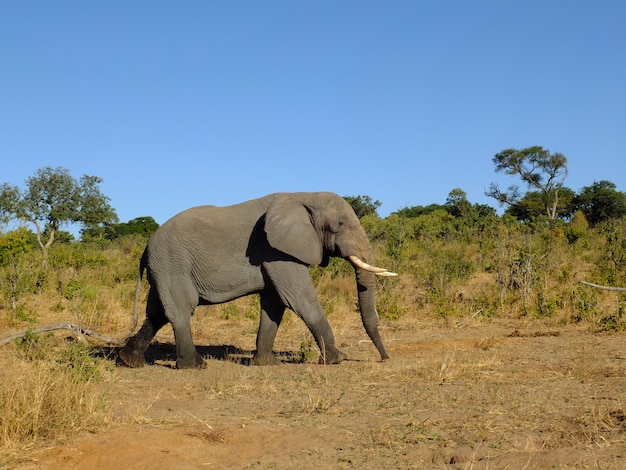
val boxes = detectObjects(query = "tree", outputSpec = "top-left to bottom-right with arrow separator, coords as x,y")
486,146 -> 568,221
343,195 -> 382,218
445,188 -> 497,230
445,188 -> 472,218
393,189 -> 496,225
78,175 -> 120,240
0,167 -> 118,264
393,203 -> 445,219
505,187 -> 576,222
106,216 -> 159,239
574,180 -> 626,227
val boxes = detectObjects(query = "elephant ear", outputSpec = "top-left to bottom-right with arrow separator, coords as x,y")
264,200 -> 323,266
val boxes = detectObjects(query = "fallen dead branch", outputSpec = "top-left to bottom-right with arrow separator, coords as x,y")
0,323 -> 131,347
1,276 -> 141,348
580,281 -> 626,292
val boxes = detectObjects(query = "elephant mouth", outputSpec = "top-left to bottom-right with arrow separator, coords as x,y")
348,255 -> 397,277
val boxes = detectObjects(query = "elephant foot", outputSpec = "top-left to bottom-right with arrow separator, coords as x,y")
118,347 -> 146,368
318,348 -> 347,365
251,352 -> 281,366
176,353 -> 206,369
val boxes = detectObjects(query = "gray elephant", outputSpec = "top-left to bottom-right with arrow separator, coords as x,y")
119,192 -> 396,369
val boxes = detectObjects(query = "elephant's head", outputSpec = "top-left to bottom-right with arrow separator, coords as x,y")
264,192 -> 396,360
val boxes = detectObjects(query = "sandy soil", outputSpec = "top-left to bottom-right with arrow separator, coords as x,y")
7,314 -> 626,469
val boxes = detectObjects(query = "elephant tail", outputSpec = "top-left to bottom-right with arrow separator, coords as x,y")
122,249 -> 148,342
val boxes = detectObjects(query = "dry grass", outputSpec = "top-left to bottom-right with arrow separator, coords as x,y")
2,228 -> 626,467
2,311 -> 626,468
0,339 -> 111,454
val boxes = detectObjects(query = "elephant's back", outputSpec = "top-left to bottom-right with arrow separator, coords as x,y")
146,199 -> 272,258
163,200 -> 268,231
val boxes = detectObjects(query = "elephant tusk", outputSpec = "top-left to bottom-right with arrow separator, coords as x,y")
349,255 -> 398,277
348,255 -> 387,272
376,271 -> 398,277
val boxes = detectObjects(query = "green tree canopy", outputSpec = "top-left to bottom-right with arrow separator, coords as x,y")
445,188 -> 497,230
505,187 -> 576,222
445,188 -> 473,218
343,195 -> 382,218
0,167 -> 118,263
574,180 -> 626,227
393,203 -> 445,219
486,146 -> 568,220
393,189 -> 496,230
106,216 -> 159,239
78,175 -> 119,240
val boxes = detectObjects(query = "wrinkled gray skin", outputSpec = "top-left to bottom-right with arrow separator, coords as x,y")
119,192 -> 389,369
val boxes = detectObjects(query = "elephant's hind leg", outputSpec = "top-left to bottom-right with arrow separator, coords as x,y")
163,281 -> 206,369
170,314 -> 206,369
119,288 -> 167,367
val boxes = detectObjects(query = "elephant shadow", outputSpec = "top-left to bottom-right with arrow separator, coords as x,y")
97,342 -> 304,368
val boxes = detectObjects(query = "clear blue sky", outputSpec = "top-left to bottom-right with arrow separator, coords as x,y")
2,1 -> 625,227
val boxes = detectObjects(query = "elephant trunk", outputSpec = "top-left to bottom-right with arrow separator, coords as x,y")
355,267 -> 390,361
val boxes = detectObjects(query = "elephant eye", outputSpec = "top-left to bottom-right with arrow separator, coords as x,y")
324,218 -> 343,233
333,220 -> 345,233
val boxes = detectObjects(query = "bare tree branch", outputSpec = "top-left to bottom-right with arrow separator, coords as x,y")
580,281 -> 626,292
0,323 -> 133,347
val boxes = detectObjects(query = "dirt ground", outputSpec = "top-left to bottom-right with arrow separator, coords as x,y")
7,313 -> 626,469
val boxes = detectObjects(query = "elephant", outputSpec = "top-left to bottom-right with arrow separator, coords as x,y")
119,192 -> 397,369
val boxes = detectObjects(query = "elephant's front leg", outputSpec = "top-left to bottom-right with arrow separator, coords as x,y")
251,291 -> 285,366
263,261 -> 346,364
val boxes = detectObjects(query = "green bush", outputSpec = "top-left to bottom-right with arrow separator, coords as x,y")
2,199 -> 625,339
0,227 -> 33,266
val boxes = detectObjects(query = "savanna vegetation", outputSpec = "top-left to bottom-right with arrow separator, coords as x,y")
1,151 -> 626,467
